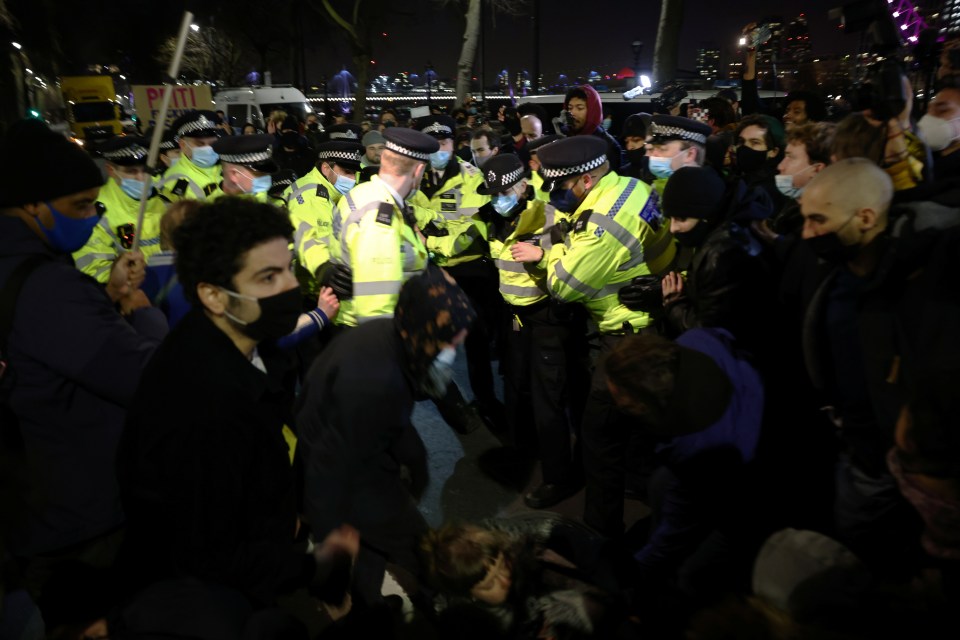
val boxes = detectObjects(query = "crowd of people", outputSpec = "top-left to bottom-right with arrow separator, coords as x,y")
1,37 -> 960,640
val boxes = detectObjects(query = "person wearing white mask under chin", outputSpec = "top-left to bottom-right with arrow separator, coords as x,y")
209,134 -> 285,205
917,82 -> 960,181
644,115 -> 712,199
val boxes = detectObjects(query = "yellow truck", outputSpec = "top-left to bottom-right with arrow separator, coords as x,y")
60,75 -> 122,140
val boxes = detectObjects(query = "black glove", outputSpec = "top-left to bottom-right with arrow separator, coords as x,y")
420,220 -> 449,237
317,262 -> 354,300
618,275 -> 663,312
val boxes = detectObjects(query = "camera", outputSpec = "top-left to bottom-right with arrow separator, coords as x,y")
851,58 -> 909,121
651,82 -> 688,112
552,109 -> 575,135
740,23 -> 772,49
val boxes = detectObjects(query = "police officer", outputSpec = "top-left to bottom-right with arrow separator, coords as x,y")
156,110 -> 223,202
325,122 -> 363,143
285,140 -> 363,296
210,133 -> 282,203
74,136 -> 167,283
526,134 -> 564,201
329,128 -> 484,435
519,136 -> 676,536
413,115 -> 502,425
646,115 -> 711,198
478,154 -> 589,508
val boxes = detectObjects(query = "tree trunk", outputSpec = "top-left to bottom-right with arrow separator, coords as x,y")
652,0 -> 684,85
455,0 -> 482,108
352,49 -> 370,124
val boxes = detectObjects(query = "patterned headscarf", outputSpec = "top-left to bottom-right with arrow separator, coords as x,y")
394,265 -> 476,383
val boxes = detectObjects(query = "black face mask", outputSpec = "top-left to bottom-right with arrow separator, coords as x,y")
672,219 -> 713,248
625,149 -> 649,172
735,146 -> 769,175
223,286 -> 302,342
281,131 -> 300,148
804,232 -> 862,264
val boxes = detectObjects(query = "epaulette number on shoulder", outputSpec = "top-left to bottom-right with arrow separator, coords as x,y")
573,209 -> 593,234
375,201 -> 394,226
172,179 -> 188,197
316,185 -> 330,200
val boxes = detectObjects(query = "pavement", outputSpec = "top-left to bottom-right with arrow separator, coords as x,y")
411,347 -> 650,531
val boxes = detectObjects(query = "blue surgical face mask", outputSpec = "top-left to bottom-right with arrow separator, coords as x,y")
190,145 -> 219,168
333,171 -> 356,195
648,153 -> 680,180
492,190 -> 519,216
549,186 -> 581,213
120,177 -> 147,200
429,150 -> 452,171
602,118 -> 612,130
250,175 -> 272,194
41,200 -> 100,254
775,164 -> 815,200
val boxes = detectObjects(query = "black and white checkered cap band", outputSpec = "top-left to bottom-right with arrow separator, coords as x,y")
159,139 -> 177,150
103,145 -> 148,162
384,139 -> 430,161
177,115 -> 217,138
540,154 -> 607,180
650,123 -> 707,145
317,149 -> 362,164
487,166 -> 524,188
329,131 -> 359,140
421,122 -> 453,136
219,149 -> 273,165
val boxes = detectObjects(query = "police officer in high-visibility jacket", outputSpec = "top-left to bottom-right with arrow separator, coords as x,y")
155,111 -> 223,202
329,128 -> 485,435
208,134 -> 285,205
477,154 -> 590,509
519,135 -> 677,537
412,115 -> 503,426
73,136 -> 167,283
284,140 -> 363,296
526,134 -> 564,202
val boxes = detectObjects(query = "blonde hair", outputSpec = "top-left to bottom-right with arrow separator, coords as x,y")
421,523 -> 513,596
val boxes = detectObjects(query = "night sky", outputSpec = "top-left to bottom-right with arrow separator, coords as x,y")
306,0 -> 856,83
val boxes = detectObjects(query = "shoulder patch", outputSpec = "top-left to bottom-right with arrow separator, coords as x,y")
95,201 -> 107,216
172,179 -> 188,197
203,183 -> 218,197
573,209 -> 593,234
316,185 -> 330,200
375,201 -> 394,226
638,192 -> 664,233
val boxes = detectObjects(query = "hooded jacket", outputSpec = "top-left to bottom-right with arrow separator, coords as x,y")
563,85 -> 627,172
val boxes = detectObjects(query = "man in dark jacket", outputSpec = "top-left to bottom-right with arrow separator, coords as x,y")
297,266 -> 476,578
562,85 -> 627,172
799,158 -> 960,577
117,197 -> 355,634
0,121 -> 166,606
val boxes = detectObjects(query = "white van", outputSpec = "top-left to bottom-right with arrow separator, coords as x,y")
213,86 -> 314,131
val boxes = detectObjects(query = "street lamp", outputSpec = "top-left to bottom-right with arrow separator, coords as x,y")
190,24 -> 200,32
631,40 -> 643,89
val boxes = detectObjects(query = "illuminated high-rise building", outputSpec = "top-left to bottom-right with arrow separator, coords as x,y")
697,45 -> 721,81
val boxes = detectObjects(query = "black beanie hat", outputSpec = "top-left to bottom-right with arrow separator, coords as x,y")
661,166 -> 726,220
0,120 -> 104,208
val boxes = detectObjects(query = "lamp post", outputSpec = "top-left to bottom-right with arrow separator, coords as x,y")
632,40 -> 643,89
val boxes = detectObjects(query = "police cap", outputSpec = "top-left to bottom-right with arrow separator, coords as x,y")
526,134 -> 564,155
212,134 -> 278,173
415,115 -> 456,140
99,136 -> 149,166
382,128 -> 440,162
326,123 -> 362,141
315,141 -> 364,172
536,136 -> 608,192
476,154 -> 527,195
647,115 -> 710,146
269,169 -> 297,199
171,110 -> 222,139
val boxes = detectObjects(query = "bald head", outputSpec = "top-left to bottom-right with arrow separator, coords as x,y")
520,115 -> 542,141
801,157 -> 893,246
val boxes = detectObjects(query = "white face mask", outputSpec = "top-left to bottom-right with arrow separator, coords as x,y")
774,164 -> 816,200
917,114 -> 960,152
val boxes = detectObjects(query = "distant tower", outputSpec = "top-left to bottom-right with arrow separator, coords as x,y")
784,13 -> 812,63
696,44 -> 721,81
939,0 -> 960,36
